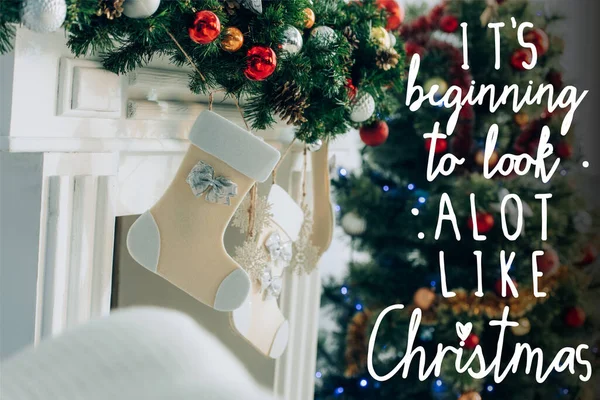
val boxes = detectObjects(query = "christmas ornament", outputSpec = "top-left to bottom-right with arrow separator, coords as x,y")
272,81 -> 309,125
467,212 -> 494,233
303,8 -> 316,29
122,0 -> 160,18
463,333 -> 479,350
564,306 -> 586,328
244,46 -> 277,81
371,26 -> 391,48
221,27 -> 244,52
234,238 -> 268,281
439,15 -> 459,33
388,31 -> 397,47
494,278 -> 517,298
404,40 -> 424,57
279,25 -> 303,56
424,77 -> 448,96
240,0 -> 262,14
231,192 -> 273,235
511,317 -> 531,336
536,247 -> 560,275
376,0 -> 404,31
425,138 -> 447,154
573,211 -> 593,233
189,10 -> 221,45
359,121 -> 389,147
458,392 -> 482,400
514,112 -> 529,126
511,48 -> 533,71
127,110 -> 281,312
413,288 -> 436,310
474,149 -> 499,168
307,139 -> 323,152
310,26 -> 337,48
345,78 -> 357,100
524,28 -> 549,56
577,244 -> 598,266
375,48 -> 400,71
97,0 -> 125,19
343,26 -> 360,50
341,212 -> 367,236
291,204 -> 320,275
21,0 -> 67,33
555,141 -> 572,159
350,92 -> 375,123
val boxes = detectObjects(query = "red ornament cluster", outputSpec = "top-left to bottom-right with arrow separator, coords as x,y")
439,15 -> 459,33
467,212 -> 494,234
244,46 -> 277,81
425,137 -> 448,154
564,306 -> 586,328
376,0 -> 405,30
463,333 -> 479,350
511,48 -> 533,71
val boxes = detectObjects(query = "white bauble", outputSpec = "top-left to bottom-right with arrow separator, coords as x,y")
349,92 -> 375,123
573,211 -> 593,233
341,212 -> 367,236
123,0 -> 161,19
21,0 -> 67,33
307,139 -> 323,152
280,26 -> 303,57
388,31 -> 397,48
310,26 -> 337,48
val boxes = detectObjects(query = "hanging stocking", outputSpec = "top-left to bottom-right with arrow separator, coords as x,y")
127,111 -> 280,311
231,184 -> 303,358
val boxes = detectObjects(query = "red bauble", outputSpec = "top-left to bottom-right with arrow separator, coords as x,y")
188,11 -> 221,45
376,0 -> 404,30
564,306 -> 586,328
555,141 -> 573,159
244,46 -> 277,81
360,121 -> 389,147
425,138 -> 448,154
439,15 -> 459,33
577,245 -> 598,266
524,28 -> 550,56
494,278 -> 518,298
536,248 -> 560,274
463,333 -> 480,350
467,212 -> 494,234
404,41 -> 424,57
346,78 -> 357,101
510,48 -> 533,71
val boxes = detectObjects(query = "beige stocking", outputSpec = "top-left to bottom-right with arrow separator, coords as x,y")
127,111 -> 280,311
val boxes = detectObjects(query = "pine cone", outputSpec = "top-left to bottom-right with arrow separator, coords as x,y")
96,0 -> 124,20
342,26 -> 359,50
375,47 -> 400,71
272,82 -> 309,126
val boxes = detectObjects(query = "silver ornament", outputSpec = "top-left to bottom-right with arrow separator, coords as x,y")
21,0 -> 66,33
241,0 -> 262,14
341,212 -> 367,236
280,26 -> 303,57
123,0 -> 161,19
388,31 -> 397,48
307,139 -> 323,152
349,92 -> 375,123
310,26 -> 337,48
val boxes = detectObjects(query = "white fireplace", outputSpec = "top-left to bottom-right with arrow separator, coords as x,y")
0,27 -> 360,399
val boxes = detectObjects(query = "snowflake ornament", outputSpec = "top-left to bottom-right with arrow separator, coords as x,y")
290,204 -> 320,275
233,238 -> 269,281
231,192 -> 273,236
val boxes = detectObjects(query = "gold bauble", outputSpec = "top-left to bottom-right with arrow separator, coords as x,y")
221,27 -> 244,52
511,318 -> 531,336
371,26 -> 391,48
514,112 -> 529,126
303,8 -> 315,29
458,392 -> 482,400
474,149 -> 499,168
413,288 -> 436,310
424,77 -> 448,96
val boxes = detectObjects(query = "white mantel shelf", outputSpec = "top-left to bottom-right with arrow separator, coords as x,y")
0,26 -> 359,400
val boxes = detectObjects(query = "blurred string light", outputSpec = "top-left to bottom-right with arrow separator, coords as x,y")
359,379 -> 368,388
407,183 -> 415,191
355,303 -> 363,311
334,204 -> 341,212
315,371 -> 322,379
340,286 -> 348,295
338,167 -> 348,177
335,387 -> 344,395
382,185 -> 390,192
486,385 -> 494,392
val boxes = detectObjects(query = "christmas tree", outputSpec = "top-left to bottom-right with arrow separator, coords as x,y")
316,1 -> 598,399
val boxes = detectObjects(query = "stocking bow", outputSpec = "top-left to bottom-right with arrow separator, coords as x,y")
265,232 -> 293,268
260,268 -> 282,299
187,161 -> 237,205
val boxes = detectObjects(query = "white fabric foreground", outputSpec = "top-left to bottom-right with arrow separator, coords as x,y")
0,307 -> 274,400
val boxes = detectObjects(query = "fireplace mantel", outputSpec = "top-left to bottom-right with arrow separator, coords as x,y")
0,27 -> 356,399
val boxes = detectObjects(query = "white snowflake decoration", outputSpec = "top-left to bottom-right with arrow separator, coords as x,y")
233,238 -> 268,281
290,204 -> 320,275
231,193 -> 273,236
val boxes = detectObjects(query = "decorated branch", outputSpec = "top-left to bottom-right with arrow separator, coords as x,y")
0,0 -> 407,142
